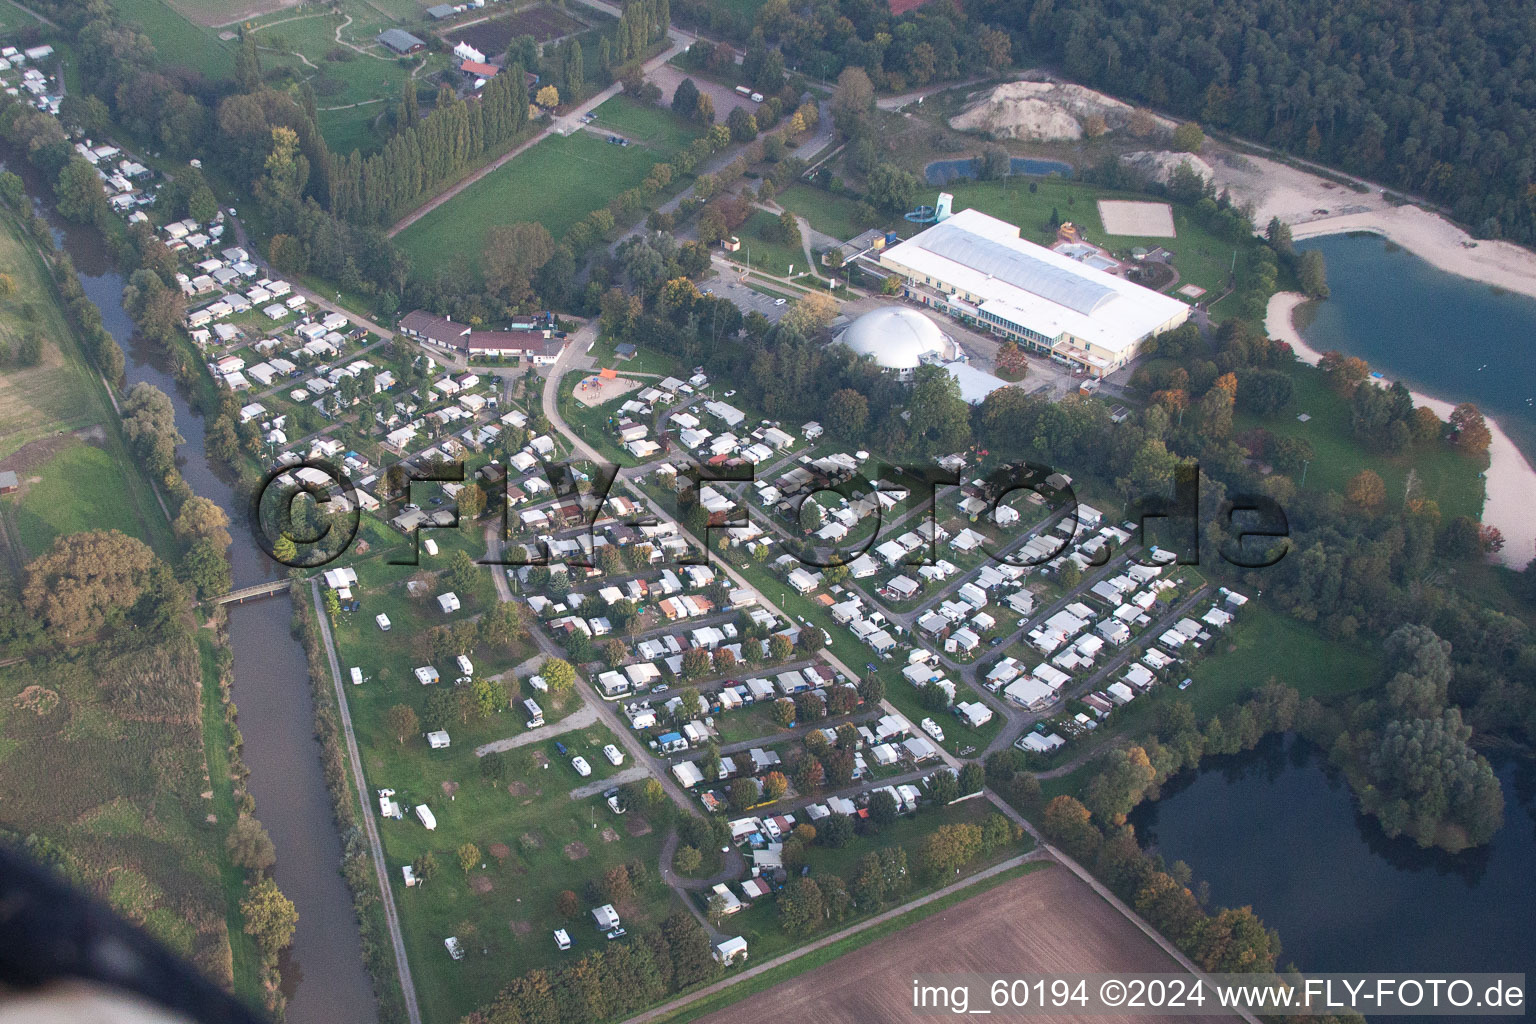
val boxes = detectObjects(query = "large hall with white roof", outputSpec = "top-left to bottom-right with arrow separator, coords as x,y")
876,206 -> 1190,377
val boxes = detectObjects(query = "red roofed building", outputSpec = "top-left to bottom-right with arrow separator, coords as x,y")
461,59 -> 498,78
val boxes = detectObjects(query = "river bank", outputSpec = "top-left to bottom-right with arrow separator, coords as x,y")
1265,289 -> 1536,569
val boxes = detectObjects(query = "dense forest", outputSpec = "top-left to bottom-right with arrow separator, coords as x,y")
972,0 -> 1536,245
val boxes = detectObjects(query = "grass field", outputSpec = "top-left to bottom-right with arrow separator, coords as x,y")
9,439 -> 147,559
114,0 -> 236,77
0,0 -> 42,33
0,636 -> 237,988
726,210 -> 809,281
396,120 -> 689,277
322,532 -> 678,1021
777,184 -> 875,243
1233,361 -> 1486,521
0,221 -> 107,459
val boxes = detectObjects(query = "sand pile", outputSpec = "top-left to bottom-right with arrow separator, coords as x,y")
1121,150 -> 1216,185
949,80 -> 1174,141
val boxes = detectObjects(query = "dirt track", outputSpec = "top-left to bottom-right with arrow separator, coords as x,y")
697,863 -> 1235,1024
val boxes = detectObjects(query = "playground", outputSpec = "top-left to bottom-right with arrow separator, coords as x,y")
572,369 -> 643,408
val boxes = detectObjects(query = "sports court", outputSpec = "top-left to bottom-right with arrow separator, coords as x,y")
1097,199 -> 1177,238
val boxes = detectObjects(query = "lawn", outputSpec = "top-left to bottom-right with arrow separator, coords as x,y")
589,93 -> 703,155
8,440 -> 147,559
726,209 -> 810,280
113,0 -> 235,77
322,537 -> 679,1022
777,183 -> 875,243
395,130 -> 675,278
0,0 -> 41,33
0,219 -> 108,458
1233,361 -> 1486,522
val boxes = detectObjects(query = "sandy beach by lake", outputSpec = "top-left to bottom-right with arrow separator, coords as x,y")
1266,291 -> 1535,569
1213,151 -> 1536,304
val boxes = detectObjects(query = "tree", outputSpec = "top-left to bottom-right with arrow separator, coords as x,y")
671,78 -> 700,118
458,483 -> 487,521
536,84 -> 560,108
386,703 -> 420,743
1449,403 -> 1492,455
542,658 -> 576,694
459,842 -> 481,874
777,877 -> 824,935
673,844 -> 703,874
180,539 -> 230,600
762,771 -> 788,801
694,91 -> 715,125
226,817 -> 276,873
680,646 -> 712,680
413,851 -> 438,883
817,812 -> 854,848
173,496 -> 231,548
782,291 -> 838,335
726,106 -> 758,142
728,776 -> 759,811
831,67 -> 875,136
483,222 -> 555,303
1297,249 -> 1329,298
958,761 -> 985,794
1083,747 -> 1157,825
868,789 -> 898,827
917,823 -> 984,877
907,364 -> 971,456
1172,122 -> 1205,152
927,768 -> 960,804
1345,469 -> 1386,509
479,602 -> 522,648
556,889 -> 579,917
241,878 -> 298,958
768,634 -> 793,662
865,163 -> 921,213
55,157 -> 110,226
858,674 -> 885,705
603,864 -> 633,904
23,530 -> 158,637
1041,795 -> 1101,861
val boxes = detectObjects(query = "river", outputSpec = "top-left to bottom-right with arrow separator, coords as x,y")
1295,233 -> 1536,464
1129,734 -> 1535,1020
3,148 -> 378,1024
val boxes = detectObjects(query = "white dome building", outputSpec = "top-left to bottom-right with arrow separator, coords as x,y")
835,307 -> 958,378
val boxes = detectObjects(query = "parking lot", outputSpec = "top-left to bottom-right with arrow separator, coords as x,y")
701,267 -> 791,324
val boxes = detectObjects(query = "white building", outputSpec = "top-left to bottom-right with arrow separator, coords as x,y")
878,207 -> 1190,377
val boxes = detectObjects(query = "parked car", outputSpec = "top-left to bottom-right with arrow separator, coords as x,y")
554,741 -> 568,756
605,927 -> 627,940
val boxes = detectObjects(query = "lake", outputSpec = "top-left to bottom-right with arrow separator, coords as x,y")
926,157 -> 1073,185
1295,232 -> 1536,464
1129,734 -> 1535,1019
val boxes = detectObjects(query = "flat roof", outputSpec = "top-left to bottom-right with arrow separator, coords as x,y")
881,207 -> 1188,356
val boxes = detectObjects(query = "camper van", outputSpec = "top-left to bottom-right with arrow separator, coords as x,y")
554,929 -> 572,951
349,666 -> 364,686
456,654 -> 474,676
523,698 -> 545,728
